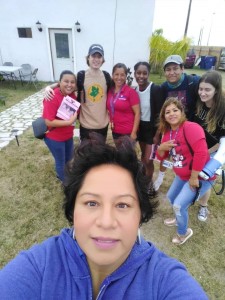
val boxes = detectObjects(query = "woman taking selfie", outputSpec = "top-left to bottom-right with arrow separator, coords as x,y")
0,138 -> 208,299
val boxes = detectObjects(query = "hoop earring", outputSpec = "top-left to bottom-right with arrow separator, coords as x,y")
72,228 -> 76,240
136,227 -> 141,245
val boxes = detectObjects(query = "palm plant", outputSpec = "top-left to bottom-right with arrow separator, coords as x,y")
149,29 -> 192,76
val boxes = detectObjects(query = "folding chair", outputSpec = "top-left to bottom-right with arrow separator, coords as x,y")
26,68 -> 39,89
20,64 -> 32,82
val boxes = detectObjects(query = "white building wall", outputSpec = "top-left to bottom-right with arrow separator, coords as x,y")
0,0 -> 155,81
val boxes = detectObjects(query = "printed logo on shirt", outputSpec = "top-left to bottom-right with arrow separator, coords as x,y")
87,84 -> 104,103
168,90 -> 187,108
118,94 -> 127,101
171,142 -> 188,168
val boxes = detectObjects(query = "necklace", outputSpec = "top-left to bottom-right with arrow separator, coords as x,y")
169,127 -> 179,140
169,127 -> 179,157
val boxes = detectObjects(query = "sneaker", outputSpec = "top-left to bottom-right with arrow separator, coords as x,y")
164,218 -> 177,227
198,206 -> 209,222
154,176 -> 164,191
172,228 -> 193,245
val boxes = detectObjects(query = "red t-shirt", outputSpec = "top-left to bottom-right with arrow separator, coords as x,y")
107,84 -> 140,135
42,88 -> 76,141
156,121 -> 213,180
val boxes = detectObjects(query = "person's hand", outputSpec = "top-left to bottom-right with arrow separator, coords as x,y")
130,132 -> 137,141
189,177 -> 199,189
158,139 -> 177,152
110,122 -> 114,130
68,112 -> 78,125
44,86 -> 55,101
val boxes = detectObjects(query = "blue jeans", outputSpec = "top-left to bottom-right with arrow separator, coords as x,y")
167,176 -> 213,235
44,137 -> 74,182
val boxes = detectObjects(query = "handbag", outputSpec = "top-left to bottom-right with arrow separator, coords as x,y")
32,117 -> 48,139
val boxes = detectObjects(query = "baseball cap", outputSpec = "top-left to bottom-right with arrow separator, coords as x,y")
163,55 -> 183,68
88,44 -> 104,57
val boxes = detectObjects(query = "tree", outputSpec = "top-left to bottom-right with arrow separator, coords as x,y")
149,29 -> 192,75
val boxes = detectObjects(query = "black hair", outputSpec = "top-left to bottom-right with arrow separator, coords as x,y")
112,63 -> 128,76
197,70 -> 225,133
63,135 -> 158,225
59,70 -> 76,81
134,61 -> 151,73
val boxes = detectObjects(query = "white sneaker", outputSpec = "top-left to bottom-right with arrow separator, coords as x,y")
154,176 -> 164,191
198,206 -> 209,222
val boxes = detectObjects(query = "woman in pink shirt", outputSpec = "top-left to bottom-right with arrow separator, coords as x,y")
156,98 -> 215,245
107,63 -> 140,146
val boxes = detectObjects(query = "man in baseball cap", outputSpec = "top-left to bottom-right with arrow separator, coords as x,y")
163,55 -> 183,69
88,44 -> 104,57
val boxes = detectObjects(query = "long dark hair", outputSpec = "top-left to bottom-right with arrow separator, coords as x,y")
196,70 -> 225,132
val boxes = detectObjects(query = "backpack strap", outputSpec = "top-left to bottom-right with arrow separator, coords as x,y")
77,70 -> 85,102
77,70 -> 111,103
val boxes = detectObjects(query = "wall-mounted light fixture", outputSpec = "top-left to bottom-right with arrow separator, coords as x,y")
36,21 -> 43,32
75,21 -> 81,32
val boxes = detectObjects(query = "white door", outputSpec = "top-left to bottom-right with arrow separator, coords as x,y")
49,29 -> 74,80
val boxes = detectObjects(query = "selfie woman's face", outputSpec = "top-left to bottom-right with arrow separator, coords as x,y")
73,164 -> 141,273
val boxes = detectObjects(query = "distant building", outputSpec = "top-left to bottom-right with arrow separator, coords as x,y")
0,0 -> 155,81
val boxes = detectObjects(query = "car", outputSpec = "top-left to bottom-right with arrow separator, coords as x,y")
219,48 -> 225,70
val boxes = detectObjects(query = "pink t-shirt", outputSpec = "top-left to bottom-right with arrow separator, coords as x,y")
42,88 -> 76,142
156,121 -> 212,180
107,84 -> 140,135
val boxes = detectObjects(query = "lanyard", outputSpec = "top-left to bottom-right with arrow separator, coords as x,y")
110,86 -> 124,119
169,127 -> 179,156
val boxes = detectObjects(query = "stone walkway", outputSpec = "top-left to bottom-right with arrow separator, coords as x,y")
0,90 -> 79,150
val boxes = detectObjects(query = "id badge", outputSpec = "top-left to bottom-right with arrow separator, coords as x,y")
162,160 -> 173,169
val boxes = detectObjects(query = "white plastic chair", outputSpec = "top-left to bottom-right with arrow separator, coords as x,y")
20,64 -> 32,82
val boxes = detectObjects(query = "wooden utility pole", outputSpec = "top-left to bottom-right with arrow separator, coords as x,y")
184,0 -> 192,37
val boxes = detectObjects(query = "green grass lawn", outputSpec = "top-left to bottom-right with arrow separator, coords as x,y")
0,80 -> 50,112
0,73 -> 225,299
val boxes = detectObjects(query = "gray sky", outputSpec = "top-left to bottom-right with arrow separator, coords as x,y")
153,0 -> 225,46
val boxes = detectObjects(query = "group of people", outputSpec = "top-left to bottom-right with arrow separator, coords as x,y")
42,45 -> 225,225
42,45 -> 161,196
1,45 -> 224,297
41,44 -> 225,243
